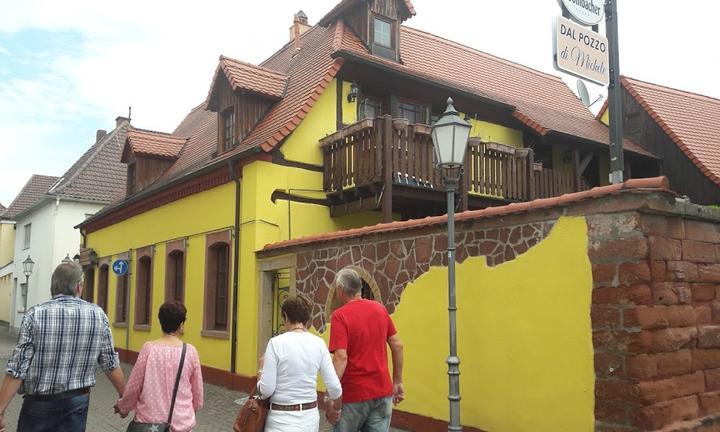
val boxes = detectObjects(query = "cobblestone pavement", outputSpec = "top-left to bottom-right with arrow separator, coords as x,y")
0,327 -> 406,431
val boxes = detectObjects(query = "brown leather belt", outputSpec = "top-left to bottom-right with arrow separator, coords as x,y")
270,401 -> 318,411
25,387 -> 90,401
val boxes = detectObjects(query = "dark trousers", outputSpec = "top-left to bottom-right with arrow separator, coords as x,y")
17,393 -> 90,432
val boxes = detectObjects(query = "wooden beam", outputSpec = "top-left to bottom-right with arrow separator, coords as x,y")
572,148 -> 581,192
579,153 -> 594,175
330,194 -> 381,217
382,115 -> 393,223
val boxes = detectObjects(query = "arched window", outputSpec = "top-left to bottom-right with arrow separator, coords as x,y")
135,253 -> 153,328
166,250 -> 185,302
203,230 -> 232,336
83,267 -> 95,303
325,267 -> 381,322
97,264 -> 109,312
116,274 -> 128,324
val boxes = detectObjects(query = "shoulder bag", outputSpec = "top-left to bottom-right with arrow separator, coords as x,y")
233,380 -> 269,432
127,343 -> 187,432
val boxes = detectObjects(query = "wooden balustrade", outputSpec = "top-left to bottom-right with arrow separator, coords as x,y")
320,116 -> 589,205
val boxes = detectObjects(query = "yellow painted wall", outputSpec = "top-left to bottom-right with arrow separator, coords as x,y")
389,216 -> 595,431
342,81 -> 358,125
86,183 -> 236,370
0,274 -> 12,323
468,118 -> 524,148
600,108 -> 609,126
551,143 -> 574,173
0,223 -> 14,267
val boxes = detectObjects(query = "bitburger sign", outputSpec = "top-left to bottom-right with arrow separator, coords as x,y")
553,16 -> 609,85
559,0 -> 604,25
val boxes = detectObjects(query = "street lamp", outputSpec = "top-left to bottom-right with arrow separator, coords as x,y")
431,97 -> 471,432
22,255 -> 35,313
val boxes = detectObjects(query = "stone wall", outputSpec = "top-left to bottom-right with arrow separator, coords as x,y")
590,212 -> 720,431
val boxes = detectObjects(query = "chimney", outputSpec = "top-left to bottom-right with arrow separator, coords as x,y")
96,129 -> 107,143
115,116 -> 130,129
289,10 -> 311,49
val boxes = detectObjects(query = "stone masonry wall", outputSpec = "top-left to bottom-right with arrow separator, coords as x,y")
590,212 -> 720,431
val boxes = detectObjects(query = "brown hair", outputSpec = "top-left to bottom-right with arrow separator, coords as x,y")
159,300 -> 187,333
281,296 -> 311,325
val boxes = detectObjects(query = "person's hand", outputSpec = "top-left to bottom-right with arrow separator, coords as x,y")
325,406 -> 341,425
113,402 -> 128,418
392,382 -> 405,405
0,412 -> 6,432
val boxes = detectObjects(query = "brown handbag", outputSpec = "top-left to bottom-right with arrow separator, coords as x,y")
233,383 -> 269,432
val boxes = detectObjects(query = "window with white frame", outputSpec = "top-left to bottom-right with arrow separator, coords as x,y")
23,223 -> 31,249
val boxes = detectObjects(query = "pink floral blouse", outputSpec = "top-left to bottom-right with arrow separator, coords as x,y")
117,342 -> 204,432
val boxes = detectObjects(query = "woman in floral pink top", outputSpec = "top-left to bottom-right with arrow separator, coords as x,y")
115,301 -> 204,432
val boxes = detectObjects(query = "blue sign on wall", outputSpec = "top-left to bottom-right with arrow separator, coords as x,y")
112,259 -> 129,276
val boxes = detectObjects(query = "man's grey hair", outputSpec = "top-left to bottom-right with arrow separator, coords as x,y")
335,267 -> 362,297
51,261 -> 83,296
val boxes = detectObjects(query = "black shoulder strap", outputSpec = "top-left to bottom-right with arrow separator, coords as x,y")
167,343 -> 187,424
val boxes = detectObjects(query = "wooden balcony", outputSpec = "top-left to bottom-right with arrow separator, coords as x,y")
321,116 -> 589,221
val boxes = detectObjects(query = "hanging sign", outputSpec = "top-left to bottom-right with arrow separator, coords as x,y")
553,16 -> 609,86
559,0 -> 604,25
112,259 -> 129,276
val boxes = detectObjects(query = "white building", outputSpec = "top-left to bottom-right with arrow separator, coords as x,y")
3,118 -> 128,333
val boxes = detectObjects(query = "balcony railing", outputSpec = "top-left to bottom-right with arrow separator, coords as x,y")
320,116 -> 588,208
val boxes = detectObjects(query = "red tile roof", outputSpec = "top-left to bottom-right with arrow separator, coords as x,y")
2,174 -> 60,220
261,176 -> 671,253
124,128 -> 188,160
208,56 -> 288,103
334,24 -> 653,157
618,76 -> 720,186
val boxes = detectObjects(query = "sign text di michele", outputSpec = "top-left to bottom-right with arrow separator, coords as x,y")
553,16 -> 609,86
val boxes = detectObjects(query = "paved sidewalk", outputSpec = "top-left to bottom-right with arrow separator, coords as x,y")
0,327 -> 406,431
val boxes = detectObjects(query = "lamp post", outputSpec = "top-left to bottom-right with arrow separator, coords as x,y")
22,255 -> 35,313
431,98 -> 472,432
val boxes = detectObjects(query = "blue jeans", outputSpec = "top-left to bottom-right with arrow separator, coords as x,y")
333,396 -> 393,432
17,393 -> 90,432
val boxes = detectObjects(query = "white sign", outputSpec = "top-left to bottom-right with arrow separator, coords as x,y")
553,16 -> 609,86
559,0 -> 604,25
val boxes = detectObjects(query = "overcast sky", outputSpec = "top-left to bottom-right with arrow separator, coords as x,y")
1,0 -> 719,206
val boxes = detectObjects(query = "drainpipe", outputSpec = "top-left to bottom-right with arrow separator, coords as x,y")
228,160 -> 241,375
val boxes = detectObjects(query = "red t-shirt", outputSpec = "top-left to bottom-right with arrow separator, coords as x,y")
329,299 -> 397,403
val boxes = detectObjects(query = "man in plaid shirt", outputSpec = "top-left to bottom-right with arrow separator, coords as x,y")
0,261 -> 126,431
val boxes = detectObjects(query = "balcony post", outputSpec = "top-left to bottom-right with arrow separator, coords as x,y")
382,115 -> 394,223
572,148 -> 581,192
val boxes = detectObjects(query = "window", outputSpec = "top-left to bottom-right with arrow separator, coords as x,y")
398,101 -> 423,124
223,108 -> 236,151
166,250 -> 185,302
83,268 -> 95,303
23,224 -> 31,249
115,274 -> 128,325
204,230 -> 231,335
98,264 -> 109,312
127,163 -> 136,194
135,252 -> 153,328
373,17 -> 392,48
359,96 -> 383,120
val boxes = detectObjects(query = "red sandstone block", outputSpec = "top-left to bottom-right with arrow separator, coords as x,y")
713,301 -> 720,324
627,354 -> 658,380
640,214 -> 669,237
698,306 -> 713,325
651,260 -> 668,282
653,282 -> 692,305
595,285 -> 653,307
638,372 -> 705,404
618,262 -> 652,285
649,327 -> 698,352
666,306 -> 701,327
593,306 -> 622,330
596,379 -> 641,403
698,326 -> 720,348
668,261 -> 700,282
590,236 -> 649,262
699,391 -> 720,415
656,350 -> 693,378
706,369 -> 720,391
596,352 -> 624,378
684,240 -> 718,263
650,236 -> 683,260
624,306 -> 670,330
692,349 -> 720,370
595,400 -> 627,424
692,284 -> 718,302
700,264 -> 720,283
635,395 -> 700,430
593,264 -> 619,287
686,220 -> 720,243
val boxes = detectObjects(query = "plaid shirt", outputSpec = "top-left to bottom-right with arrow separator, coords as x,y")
6,295 -> 119,395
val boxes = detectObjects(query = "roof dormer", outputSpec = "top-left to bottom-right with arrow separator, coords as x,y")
121,129 -> 188,195
205,56 -> 288,155
319,0 -> 415,62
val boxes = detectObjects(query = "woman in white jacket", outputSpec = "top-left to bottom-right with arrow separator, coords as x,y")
258,296 -> 342,432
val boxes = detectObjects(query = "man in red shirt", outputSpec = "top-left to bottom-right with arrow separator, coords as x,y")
327,267 -> 404,431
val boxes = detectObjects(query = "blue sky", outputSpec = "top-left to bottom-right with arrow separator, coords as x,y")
1,0 -> 719,206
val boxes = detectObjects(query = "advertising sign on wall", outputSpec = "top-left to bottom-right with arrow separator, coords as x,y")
553,16 -> 609,86
559,0 -> 604,25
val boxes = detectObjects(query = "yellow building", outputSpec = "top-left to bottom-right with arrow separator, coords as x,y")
0,204 -> 14,324
78,0 -> 662,429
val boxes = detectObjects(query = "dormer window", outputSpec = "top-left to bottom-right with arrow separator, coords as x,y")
373,17 -> 392,48
222,108 -> 236,151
